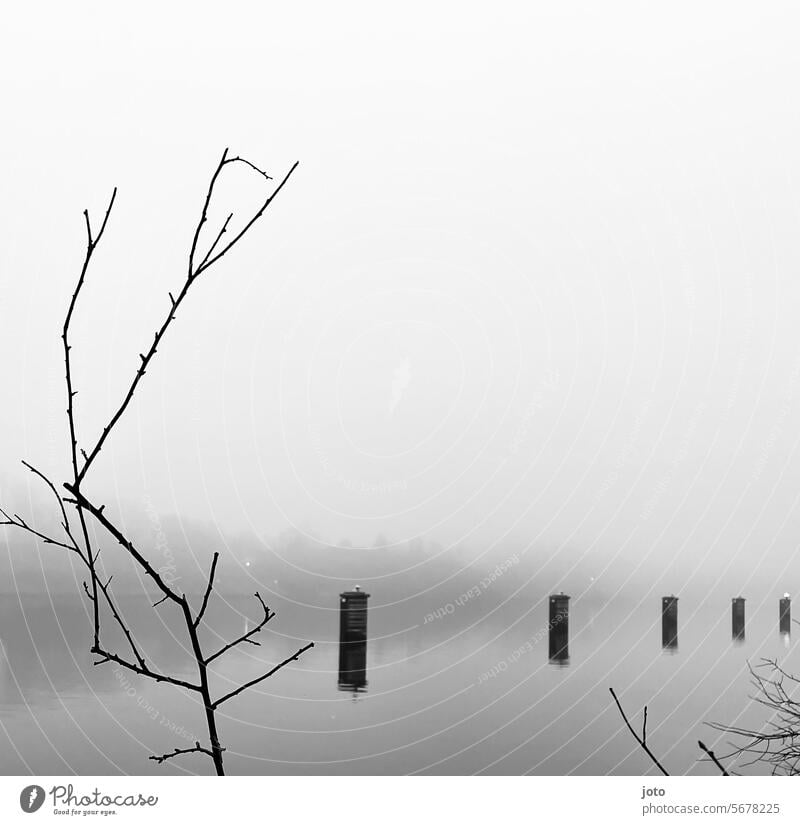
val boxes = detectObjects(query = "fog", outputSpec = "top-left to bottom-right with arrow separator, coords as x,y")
3,3 -> 800,601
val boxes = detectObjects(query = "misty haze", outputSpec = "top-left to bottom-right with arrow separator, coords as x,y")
3,2 -> 800,778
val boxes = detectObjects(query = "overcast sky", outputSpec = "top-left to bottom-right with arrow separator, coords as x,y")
3,3 -> 800,595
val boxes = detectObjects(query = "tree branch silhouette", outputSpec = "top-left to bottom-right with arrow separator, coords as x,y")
213,641 -> 315,709
0,149 -> 312,775
204,592 -> 275,664
75,152 -> 299,484
708,658 -> 800,775
698,740 -> 730,776
609,688 -> 670,776
149,742 -> 220,765
610,687 -> 731,776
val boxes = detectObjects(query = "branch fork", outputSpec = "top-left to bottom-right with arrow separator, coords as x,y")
0,149 -> 311,776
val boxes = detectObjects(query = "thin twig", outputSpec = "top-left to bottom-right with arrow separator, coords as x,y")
709,659 -> 800,774
227,155 -> 273,179
21,461 -> 79,553
91,646 -> 200,692
698,740 -> 730,776
205,592 -> 274,664
64,188 -> 117,647
197,213 -> 234,271
609,688 -> 670,776
194,552 -> 220,628
149,742 -> 220,764
77,156 -> 298,484
0,507 -> 78,553
213,641 -> 315,708
64,486 -> 182,606
197,160 -> 298,275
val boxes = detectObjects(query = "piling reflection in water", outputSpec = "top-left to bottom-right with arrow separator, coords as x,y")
662,596 -> 678,653
731,597 -> 745,643
338,586 -> 369,694
548,593 -> 570,666
332,589 -> 793,678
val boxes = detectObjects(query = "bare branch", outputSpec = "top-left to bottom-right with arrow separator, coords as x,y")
64,186 -> 117,649
0,506 -> 79,554
197,213 -> 234,271
91,645 -> 200,692
196,160 -> 298,275
609,688 -> 670,776
710,659 -> 800,774
94,574 -> 148,670
149,741 -> 220,765
20,461 -> 81,555
194,552 -> 220,628
188,148 -> 229,277
698,740 -> 730,776
64,485 -> 182,606
76,156 -> 297,484
1,465 -> 146,669
227,155 -> 273,180
4,151 -> 307,777
205,592 -> 274,664
213,641 -> 314,708
642,705 -> 648,745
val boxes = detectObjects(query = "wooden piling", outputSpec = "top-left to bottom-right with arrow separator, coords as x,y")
780,596 -> 791,636
338,586 -> 370,693
732,597 -> 745,642
662,596 -> 678,651
548,593 -> 570,665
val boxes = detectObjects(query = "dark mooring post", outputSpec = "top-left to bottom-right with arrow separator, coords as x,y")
780,595 -> 791,636
731,597 -> 745,642
338,586 -> 370,693
662,596 -> 678,652
548,593 -> 570,666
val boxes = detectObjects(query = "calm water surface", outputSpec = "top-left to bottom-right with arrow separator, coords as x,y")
0,590 -> 793,775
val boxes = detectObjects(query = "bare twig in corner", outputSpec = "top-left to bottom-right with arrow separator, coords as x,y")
611,687 -> 731,777
708,658 -> 800,775
609,688 -> 670,776
698,740 -> 730,776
